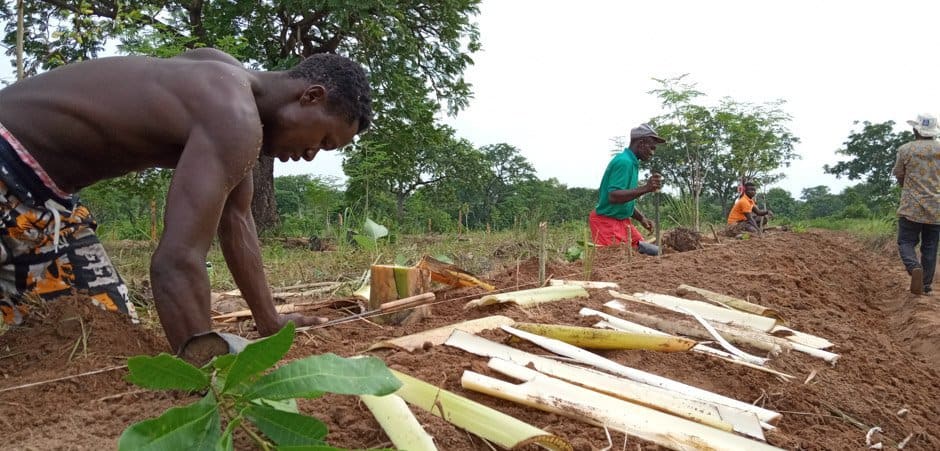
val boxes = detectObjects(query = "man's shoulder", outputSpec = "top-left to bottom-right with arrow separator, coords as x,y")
172,48 -> 244,68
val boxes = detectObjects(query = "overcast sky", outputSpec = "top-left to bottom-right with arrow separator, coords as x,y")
5,0 -> 940,198
277,0 -> 940,197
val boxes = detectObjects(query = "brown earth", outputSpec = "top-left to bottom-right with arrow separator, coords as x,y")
2,230 -> 939,450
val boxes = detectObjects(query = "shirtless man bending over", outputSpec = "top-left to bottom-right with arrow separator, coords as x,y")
0,48 -> 371,354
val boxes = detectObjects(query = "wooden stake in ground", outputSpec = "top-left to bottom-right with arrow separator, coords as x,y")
538,222 -> 547,286
370,265 -> 431,325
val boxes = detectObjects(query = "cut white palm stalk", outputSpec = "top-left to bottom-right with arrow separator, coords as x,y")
677,307 -> 768,366
790,342 -> 839,365
612,290 -> 778,332
593,317 -> 795,380
603,301 -> 837,363
690,345 -> 794,380
360,394 -> 437,451
676,284 -> 782,320
580,308 -> 669,336
368,315 -> 515,352
494,326 -> 781,424
445,331 -> 774,434
603,301 -> 785,355
464,359 -> 783,450
549,279 -> 620,289
770,325 -> 834,349
464,285 -> 588,309
513,322 -> 696,352
391,370 -> 572,451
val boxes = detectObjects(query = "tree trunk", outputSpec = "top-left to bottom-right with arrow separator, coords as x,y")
396,192 -> 406,224
251,156 -> 280,234
16,0 -> 24,80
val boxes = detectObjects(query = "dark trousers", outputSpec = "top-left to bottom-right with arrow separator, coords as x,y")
898,216 -> 940,289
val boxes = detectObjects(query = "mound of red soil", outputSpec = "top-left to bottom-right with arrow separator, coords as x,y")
2,230 -> 938,450
662,226 -> 703,252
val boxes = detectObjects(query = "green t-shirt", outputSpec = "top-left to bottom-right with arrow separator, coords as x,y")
594,148 -> 639,219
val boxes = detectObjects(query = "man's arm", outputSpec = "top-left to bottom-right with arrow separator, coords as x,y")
893,146 -> 907,187
631,207 -> 654,232
218,174 -> 323,336
150,122 -> 258,351
149,76 -> 267,351
608,173 -> 662,204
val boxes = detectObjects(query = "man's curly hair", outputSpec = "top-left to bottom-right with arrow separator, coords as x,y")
288,53 -> 372,134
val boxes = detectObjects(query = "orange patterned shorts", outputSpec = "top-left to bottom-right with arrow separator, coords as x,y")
0,144 -> 137,325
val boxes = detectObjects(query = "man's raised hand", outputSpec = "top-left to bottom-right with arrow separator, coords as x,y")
644,173 -> 663,193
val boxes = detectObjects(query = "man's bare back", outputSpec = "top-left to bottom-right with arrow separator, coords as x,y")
0,49 -> 372,353
0,49 -> 261,192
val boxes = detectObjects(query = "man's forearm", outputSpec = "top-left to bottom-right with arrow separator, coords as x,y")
631,208 -> 645,222
609,186 -> 650,204
151,249 -> 213,351
219,214 -> 280,335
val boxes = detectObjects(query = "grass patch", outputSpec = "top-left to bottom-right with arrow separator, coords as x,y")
792,216 -> 896,250
103,225 -> 588,304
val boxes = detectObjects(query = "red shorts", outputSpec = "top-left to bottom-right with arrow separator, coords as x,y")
589,210 -> 644,247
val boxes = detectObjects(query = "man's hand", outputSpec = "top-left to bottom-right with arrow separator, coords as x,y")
642,173 -> 663,193
639,216 -> 655,232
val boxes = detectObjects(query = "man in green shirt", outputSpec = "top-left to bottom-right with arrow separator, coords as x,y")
589,123 -> 664,255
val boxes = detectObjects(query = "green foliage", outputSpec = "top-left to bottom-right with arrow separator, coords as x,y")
126,354 -> 210,391
824,120 -> 910,211
119,323 -> 401,450
645,75 -> 799,229
119,395 -> 221,451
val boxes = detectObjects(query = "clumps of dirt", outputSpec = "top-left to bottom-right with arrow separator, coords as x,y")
662,227 -> 703,252
722,221 -> 751,237
0,294 -> 178,450
0,293 -> 168,376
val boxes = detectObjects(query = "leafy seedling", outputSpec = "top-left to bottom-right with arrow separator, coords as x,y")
118,322 -> 401,450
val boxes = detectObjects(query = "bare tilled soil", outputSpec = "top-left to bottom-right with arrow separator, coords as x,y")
2,230 -> 939,450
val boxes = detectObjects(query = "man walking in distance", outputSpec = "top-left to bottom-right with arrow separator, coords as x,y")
893,113 -> 940,295
589,123 -> 664,255
0,48 -> 371,353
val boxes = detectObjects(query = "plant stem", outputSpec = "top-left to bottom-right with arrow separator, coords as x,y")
210,378 -> 274,451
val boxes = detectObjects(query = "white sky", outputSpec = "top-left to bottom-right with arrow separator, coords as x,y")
5,0 -> 940,198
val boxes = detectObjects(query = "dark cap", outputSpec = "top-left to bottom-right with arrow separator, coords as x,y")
630,123 -> 666,143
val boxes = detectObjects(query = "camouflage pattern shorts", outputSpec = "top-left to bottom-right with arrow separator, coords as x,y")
0,138 -> 137,325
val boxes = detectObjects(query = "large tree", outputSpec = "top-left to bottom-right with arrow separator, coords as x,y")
2,0 -> 481,232
824,120 -> 910,211
707,99 -> 799,215
647,75 -> 798,230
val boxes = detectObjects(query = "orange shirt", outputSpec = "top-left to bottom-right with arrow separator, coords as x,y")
727,195 -> 756,224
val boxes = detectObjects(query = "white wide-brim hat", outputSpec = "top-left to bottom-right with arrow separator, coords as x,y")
907,113 -> 940,137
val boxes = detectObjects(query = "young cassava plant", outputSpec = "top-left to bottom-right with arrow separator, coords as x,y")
118,322 -> 401,450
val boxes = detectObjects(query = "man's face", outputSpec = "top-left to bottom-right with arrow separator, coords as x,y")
745,186 -> 757,198
263,86 -> 360,162
633,137 -> 662,161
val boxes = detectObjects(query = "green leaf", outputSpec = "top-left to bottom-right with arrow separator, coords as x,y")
362,218 -> 389,240
223,322 -> 295,393
246,404 -> 328,445
118,395 -> 220,451
253,398 -> 300,414
244,354 -> 401,401
126,353 -> 210,391
211,354 -> 236,372
565,245 -> 584,262
352,234 -> 377,251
